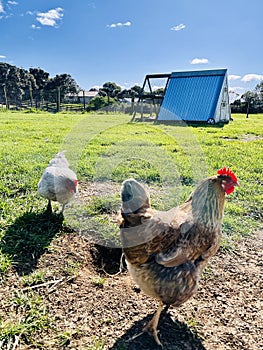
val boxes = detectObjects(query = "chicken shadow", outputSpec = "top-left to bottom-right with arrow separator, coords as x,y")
0,210 -> 63,275
110,310 -> 207,350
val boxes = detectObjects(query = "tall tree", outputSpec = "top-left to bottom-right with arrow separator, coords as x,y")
255,81 -> 263,104
43,73 -> 79,103
29,68 -> 50,107
19,68 -> 37,106
241,91 -> 258,118
5,66 -> 24,108
99,82 -> 121,113
0,63 -> 13,107
255,80 -> 263,95
100,82 -> 121,99
130,85 -> 143,97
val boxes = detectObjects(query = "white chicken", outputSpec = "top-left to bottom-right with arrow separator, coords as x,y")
38,151 -> 78,213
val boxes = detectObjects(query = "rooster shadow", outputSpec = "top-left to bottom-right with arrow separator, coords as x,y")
0,210 -> 63,275
110,310 -> 207,350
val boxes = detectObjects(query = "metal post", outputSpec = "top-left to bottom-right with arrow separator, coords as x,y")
83,90 -> 86,111
57,87 -> 61,112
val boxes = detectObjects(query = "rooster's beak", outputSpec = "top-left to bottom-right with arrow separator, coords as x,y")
235,182 -> 240,187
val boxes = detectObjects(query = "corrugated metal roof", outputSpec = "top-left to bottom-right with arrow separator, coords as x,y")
158,69 -> 227,122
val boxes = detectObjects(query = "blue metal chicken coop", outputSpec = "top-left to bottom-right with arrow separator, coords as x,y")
157,69 -> 230,124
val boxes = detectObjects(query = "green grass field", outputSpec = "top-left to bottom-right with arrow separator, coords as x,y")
0,110 -> 262,347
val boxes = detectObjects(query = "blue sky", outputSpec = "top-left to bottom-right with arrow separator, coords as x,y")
1,0 -> 263,100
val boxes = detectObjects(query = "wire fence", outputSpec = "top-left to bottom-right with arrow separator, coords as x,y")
0,97 -> 162,117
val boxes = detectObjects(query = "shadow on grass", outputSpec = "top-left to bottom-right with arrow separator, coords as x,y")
0,211 -> 63,275
110,310 -> 207,350
154,120 -> 227,128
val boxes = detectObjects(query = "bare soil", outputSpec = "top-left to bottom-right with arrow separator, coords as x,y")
2,228 -> 262,350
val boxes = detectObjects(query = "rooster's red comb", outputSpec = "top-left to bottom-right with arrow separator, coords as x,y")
217,167 -> 238,183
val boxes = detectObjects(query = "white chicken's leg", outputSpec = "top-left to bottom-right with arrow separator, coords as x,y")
143,301 -> 163,346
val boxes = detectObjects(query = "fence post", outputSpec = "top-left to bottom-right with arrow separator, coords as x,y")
56,87 -> 61,112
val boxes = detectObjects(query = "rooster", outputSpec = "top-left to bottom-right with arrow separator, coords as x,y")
119,167 -> 239,346
38,151 -> 78,213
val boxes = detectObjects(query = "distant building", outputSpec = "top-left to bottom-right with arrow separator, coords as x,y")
157,69 -> 230,124
66,89 -> 99,104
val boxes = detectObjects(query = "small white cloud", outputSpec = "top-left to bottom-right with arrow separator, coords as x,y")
190,58 -> 209,64
0,0 -> 4,13
228,75 -> 241,81
241,74 -> 263,82
32,24 -> 41,30
0,55 -> 6,58
107,21 -> 131,28
8,1 -> 18,5
36,7 -> 63,27
171,23 -> 186,31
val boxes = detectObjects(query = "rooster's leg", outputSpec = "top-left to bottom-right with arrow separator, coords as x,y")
143,301 -> 163,346
46,200 -> 52,214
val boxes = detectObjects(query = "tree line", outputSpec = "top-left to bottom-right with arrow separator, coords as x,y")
1,62 -> 262,114
0,62 -> 80,109
0,62 -> 152,112
231,82 -> 263,115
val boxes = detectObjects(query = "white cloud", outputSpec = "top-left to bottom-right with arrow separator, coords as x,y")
228,86 -> 248,102
171,23 -> 186,31
0,1 -> 4,13
190,58 -> 209,64
8,1 -> 18,5
107,21 -> 131,28
36,7 -> 63,27
32,24 -> 41,30
0,55 -> 6,58
228,74 -> 241,81
241,74 -> 263,82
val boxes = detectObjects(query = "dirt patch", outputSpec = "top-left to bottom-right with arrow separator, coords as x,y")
78,180 -> 120,203
1,229 -> 262,350
240,134 -> 263,142
221,134 -> 263,142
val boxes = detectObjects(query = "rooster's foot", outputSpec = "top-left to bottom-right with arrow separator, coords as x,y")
143,322 -> 162,346
143,301 -> 163,347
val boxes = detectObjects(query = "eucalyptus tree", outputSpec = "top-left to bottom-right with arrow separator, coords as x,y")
0,62 -> 13,106
19,68 -> 37,106
43,73 -> 79,103
29,68 -> 50,108
3,65 -> 23,108
242,91 -> 259,118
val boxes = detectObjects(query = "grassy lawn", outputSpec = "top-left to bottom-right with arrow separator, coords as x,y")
0,110 -> 262,348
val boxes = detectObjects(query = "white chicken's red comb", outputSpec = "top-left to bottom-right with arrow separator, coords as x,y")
217,167 -> 238,183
